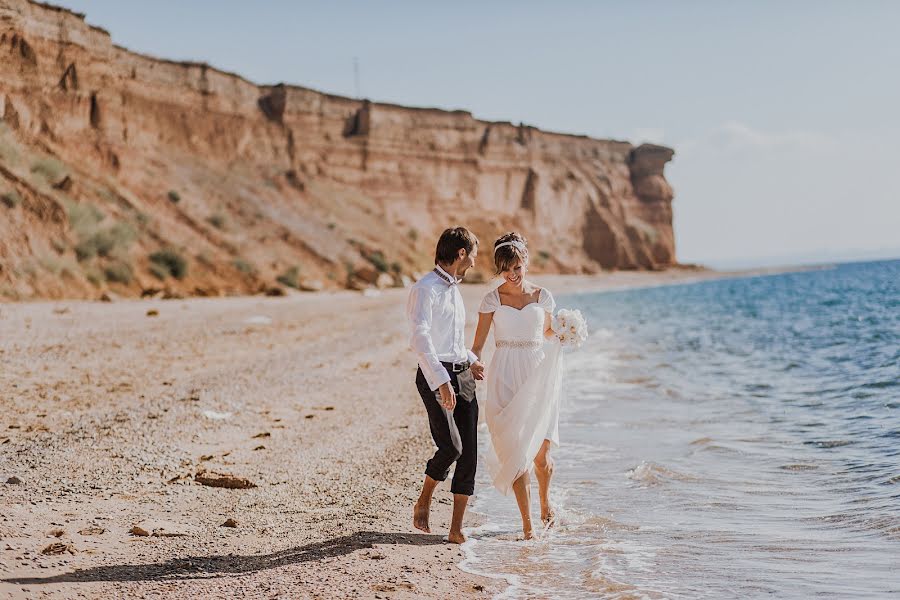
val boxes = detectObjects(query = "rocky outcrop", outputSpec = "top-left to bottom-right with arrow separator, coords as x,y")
0,0 -> 676,300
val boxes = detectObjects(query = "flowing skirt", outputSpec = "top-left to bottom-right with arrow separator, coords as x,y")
483,340 -> 563,495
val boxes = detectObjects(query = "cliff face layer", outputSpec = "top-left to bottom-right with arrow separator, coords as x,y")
0,0 -> 676,300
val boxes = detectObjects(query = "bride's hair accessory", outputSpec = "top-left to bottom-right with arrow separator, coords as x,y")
494,240 -> 527,254
493,232 -> 529,274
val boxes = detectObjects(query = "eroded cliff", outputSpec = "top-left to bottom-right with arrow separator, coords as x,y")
0,0 -> 676,299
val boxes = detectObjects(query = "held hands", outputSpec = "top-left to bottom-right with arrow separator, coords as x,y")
438,361 -> 484,410
438,382 -> 457,411
470,361 -> 486,381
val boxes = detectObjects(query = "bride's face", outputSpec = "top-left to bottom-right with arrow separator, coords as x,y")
502,260 -> 526,286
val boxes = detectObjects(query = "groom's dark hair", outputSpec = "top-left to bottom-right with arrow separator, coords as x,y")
435,227 -> 479,265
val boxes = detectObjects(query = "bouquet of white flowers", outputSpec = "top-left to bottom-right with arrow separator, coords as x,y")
552,308 -> 589,348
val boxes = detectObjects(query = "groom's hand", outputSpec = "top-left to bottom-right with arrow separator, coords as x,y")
438,382 -> 456,411
470,361 -> 485,381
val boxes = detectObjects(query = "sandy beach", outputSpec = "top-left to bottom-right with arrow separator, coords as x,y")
0,267 -> 791,599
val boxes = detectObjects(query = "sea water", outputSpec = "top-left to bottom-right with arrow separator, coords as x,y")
463,260 -> 899,599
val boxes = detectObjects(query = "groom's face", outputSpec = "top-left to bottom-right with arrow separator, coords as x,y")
457,245 -> 478,278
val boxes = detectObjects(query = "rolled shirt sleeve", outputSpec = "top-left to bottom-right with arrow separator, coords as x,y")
407,285 -> 451,391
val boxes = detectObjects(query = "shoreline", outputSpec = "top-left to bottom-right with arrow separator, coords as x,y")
0,264 -> 824,307
0,266 -> 805,599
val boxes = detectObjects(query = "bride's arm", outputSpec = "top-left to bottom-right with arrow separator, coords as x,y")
543,312 -> 556,339
471,312 -> 494,360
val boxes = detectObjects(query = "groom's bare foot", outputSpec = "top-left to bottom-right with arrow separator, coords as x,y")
522,527 -> 535,540
413,501 -> 431,533
447,530 -> 467,544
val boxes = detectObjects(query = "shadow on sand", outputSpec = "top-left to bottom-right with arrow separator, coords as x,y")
4,530 -> 444,585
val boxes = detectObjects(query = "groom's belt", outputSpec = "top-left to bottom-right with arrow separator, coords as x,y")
441,360 -> 471,373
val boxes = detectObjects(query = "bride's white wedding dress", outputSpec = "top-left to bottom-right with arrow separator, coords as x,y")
479,287 -> 563,495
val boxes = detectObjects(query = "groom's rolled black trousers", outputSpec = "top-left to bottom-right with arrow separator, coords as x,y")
415,365 -> 478,496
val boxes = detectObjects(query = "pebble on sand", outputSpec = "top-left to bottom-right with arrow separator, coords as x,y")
41,542 -> 75,555
201,410 -> 232,420
129,525 -> 150,537
6,476 -> 22,484
194,470 -> 257,489
78,525 -> 105,536
131,521 -> 192,537
221,518 -> 238,528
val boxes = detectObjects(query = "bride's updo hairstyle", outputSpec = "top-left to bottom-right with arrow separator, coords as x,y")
493,232 -> 529,275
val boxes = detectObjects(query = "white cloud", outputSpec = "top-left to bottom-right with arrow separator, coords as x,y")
673,121 -> 838,161
704,120 -> 836,153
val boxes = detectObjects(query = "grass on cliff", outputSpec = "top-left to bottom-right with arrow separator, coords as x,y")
104,260 -> 134,284
276,266 -> 300,289
75,223 -> 137,261
535,250 -> 552,267
149,249 -> 188,280
65,201 -> 105,237
96,187 -> 153,229
2,190 -> 22,208
84,265 -> 105,287
63,200 -> 138,262
233,258 -> 257,276
30,157 -> 67,183
206,213 -> 226,230
0,123 -> 21,166
368,251 -> 389,273
37,253 -> 77,279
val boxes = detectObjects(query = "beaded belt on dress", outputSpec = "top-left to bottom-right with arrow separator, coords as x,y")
496,339 -> 542,349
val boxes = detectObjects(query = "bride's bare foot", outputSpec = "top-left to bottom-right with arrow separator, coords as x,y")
522,527 -> 535,540
413,501 -> 431,533
447,530 -> 467,544
541,509 -> 555,527
535,444 -> 555,529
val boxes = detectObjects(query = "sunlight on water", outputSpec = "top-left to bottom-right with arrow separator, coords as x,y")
464,260 -> 900,599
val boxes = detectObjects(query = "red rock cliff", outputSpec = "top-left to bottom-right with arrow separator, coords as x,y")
0,0 -> 676,299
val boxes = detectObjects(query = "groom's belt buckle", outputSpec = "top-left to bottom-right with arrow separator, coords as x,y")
443,361 -> 470,373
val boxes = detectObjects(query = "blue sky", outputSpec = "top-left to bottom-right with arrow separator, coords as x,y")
59,1 -> 900,266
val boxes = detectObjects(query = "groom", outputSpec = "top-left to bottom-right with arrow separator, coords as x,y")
406,226 -> 485,544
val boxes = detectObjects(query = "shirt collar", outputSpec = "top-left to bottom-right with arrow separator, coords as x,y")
433,264 -> 460,286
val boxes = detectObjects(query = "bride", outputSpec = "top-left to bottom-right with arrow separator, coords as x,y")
471,232 -> 563,540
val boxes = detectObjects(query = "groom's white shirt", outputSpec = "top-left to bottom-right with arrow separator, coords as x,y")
406,264 -> 478,391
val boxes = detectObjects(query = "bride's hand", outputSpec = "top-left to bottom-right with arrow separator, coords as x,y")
470,361 -> 485,381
